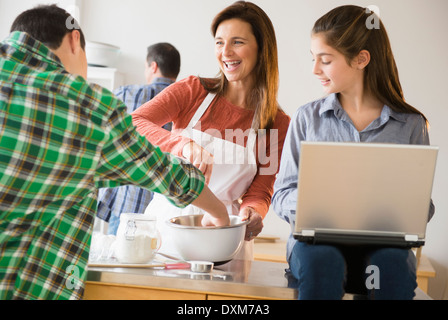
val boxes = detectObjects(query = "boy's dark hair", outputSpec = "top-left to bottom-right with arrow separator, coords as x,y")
10,4 -> 85,50
147,43 -> 181,79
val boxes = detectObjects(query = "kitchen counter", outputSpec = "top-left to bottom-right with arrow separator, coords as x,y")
84,259 -> 297,300
85,252 -> 433,300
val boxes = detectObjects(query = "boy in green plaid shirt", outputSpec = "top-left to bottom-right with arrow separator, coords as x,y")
0,5 -> 229,300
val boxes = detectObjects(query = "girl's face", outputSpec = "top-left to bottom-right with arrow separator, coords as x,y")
215,18 -> 259,87
311,33 -> 362,95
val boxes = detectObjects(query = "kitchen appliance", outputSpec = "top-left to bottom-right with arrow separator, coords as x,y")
85,41 -> 120,68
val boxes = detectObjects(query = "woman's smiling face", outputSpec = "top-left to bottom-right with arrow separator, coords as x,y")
215,18 -> 259,87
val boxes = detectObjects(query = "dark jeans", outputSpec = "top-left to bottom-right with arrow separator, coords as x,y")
288,241 -> 417,300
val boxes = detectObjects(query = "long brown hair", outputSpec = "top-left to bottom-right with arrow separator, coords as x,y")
312,5 -> 428,123
200,1 -> 279,130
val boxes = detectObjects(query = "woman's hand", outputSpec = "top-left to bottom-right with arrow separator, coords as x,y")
182,141 -> 214,185
239,207 -> 263,241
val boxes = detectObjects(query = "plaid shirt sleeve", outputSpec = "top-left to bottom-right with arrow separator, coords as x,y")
94,94 -> 205,207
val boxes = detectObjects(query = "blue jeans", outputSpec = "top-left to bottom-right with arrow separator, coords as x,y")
288,241 -> 417,300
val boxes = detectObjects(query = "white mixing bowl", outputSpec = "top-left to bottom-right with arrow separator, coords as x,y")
166,215 -> 248,263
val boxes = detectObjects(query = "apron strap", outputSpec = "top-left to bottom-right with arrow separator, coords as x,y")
185,93 -> 217,129
183,92 -> 258,164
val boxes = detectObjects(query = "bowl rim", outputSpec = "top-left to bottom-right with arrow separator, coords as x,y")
166,214 -> 249,230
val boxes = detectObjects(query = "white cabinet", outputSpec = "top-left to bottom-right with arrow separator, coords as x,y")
87,67 -> 123,91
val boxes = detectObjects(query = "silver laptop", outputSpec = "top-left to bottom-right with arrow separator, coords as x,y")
293,141 -> 438,248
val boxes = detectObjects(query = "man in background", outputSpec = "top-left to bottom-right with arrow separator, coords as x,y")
97,43 -> 181,234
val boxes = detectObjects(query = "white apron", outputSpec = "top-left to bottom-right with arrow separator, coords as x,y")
144,93 -> 258,260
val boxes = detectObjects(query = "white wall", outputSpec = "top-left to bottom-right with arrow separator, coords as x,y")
1,0 -> 447,299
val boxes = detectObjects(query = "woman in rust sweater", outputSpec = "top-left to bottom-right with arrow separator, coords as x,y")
132,1 -> 290,259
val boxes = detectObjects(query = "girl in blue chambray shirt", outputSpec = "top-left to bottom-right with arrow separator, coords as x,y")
272,5 -> 435,300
